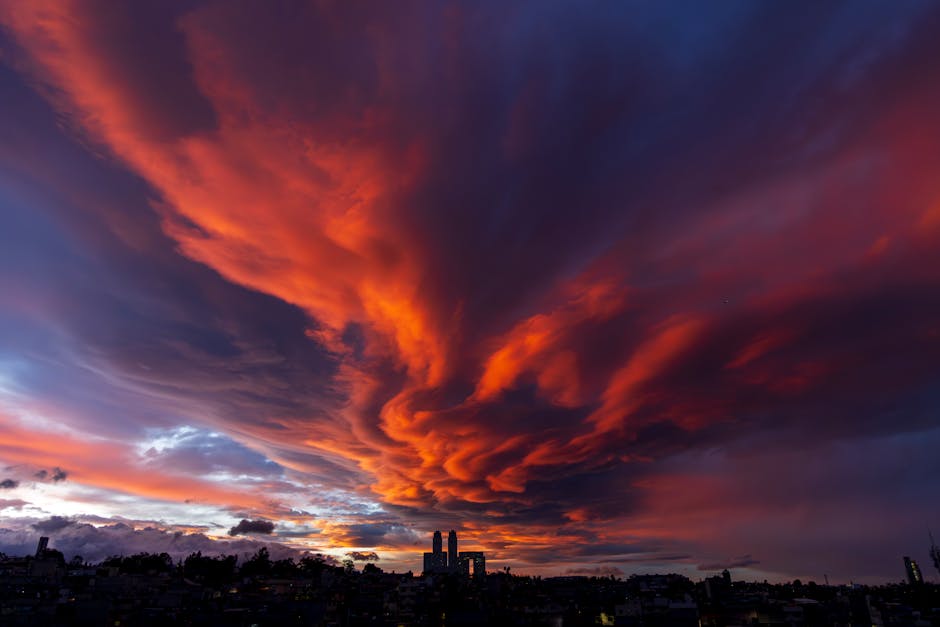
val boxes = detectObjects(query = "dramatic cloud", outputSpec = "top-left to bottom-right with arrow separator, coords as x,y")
347,551 -> 380,562
228,519 -> 275,536
0,479 -> 18,489
0,520 -> 300,563
32,516 -> 75,533
332,523 -> 422,549
0,0 -> 939,581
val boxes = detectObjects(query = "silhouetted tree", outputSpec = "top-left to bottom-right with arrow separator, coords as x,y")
271,557 -> 298,578
240,546 -> 272,578
102,552 -> 173,574
183,551 -> 237,584
41,548 -> 65,565
299,554 -> 331,579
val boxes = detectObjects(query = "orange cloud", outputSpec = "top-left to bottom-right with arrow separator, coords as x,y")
586,316 -> 705,435
473,279 -> 625,405
0,415 -> 263,510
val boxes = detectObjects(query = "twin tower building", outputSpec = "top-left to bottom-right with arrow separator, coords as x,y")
423,530 -> 485,579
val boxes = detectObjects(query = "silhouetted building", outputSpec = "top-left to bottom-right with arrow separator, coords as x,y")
704,571 -> 731,602
930,530 -> 940,577
424,530 -> 449,574
904,556 -> 923,584
35,536 -> 48,558
423,551 -> 447,574
448,530 -> 458,571
458,551 -> 485,580
423,529 -> 485,578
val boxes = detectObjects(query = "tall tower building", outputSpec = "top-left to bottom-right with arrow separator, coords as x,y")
448,530 -> 458,571
904,556 -> 923,584
35,536 -> 49,558
424,530 -> 447,574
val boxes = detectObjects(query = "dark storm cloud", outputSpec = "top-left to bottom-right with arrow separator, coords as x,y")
31,516 -> 75,533
500,537 -> 669,567
367,1 -> 921,340
0,479 -> 18,489
347,551 -> 380,562
31,468 -> 69,483
602,554 -> 694,565
336,523 -> 422,549
274,525 -> 322,538
228,519 -> 275,536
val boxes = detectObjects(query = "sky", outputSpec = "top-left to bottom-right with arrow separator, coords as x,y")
1,0 -> 940,584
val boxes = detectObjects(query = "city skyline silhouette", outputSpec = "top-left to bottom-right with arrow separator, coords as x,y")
1,0 -> 940,586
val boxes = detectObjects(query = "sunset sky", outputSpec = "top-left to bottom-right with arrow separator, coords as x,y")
2,1 -> 940,583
